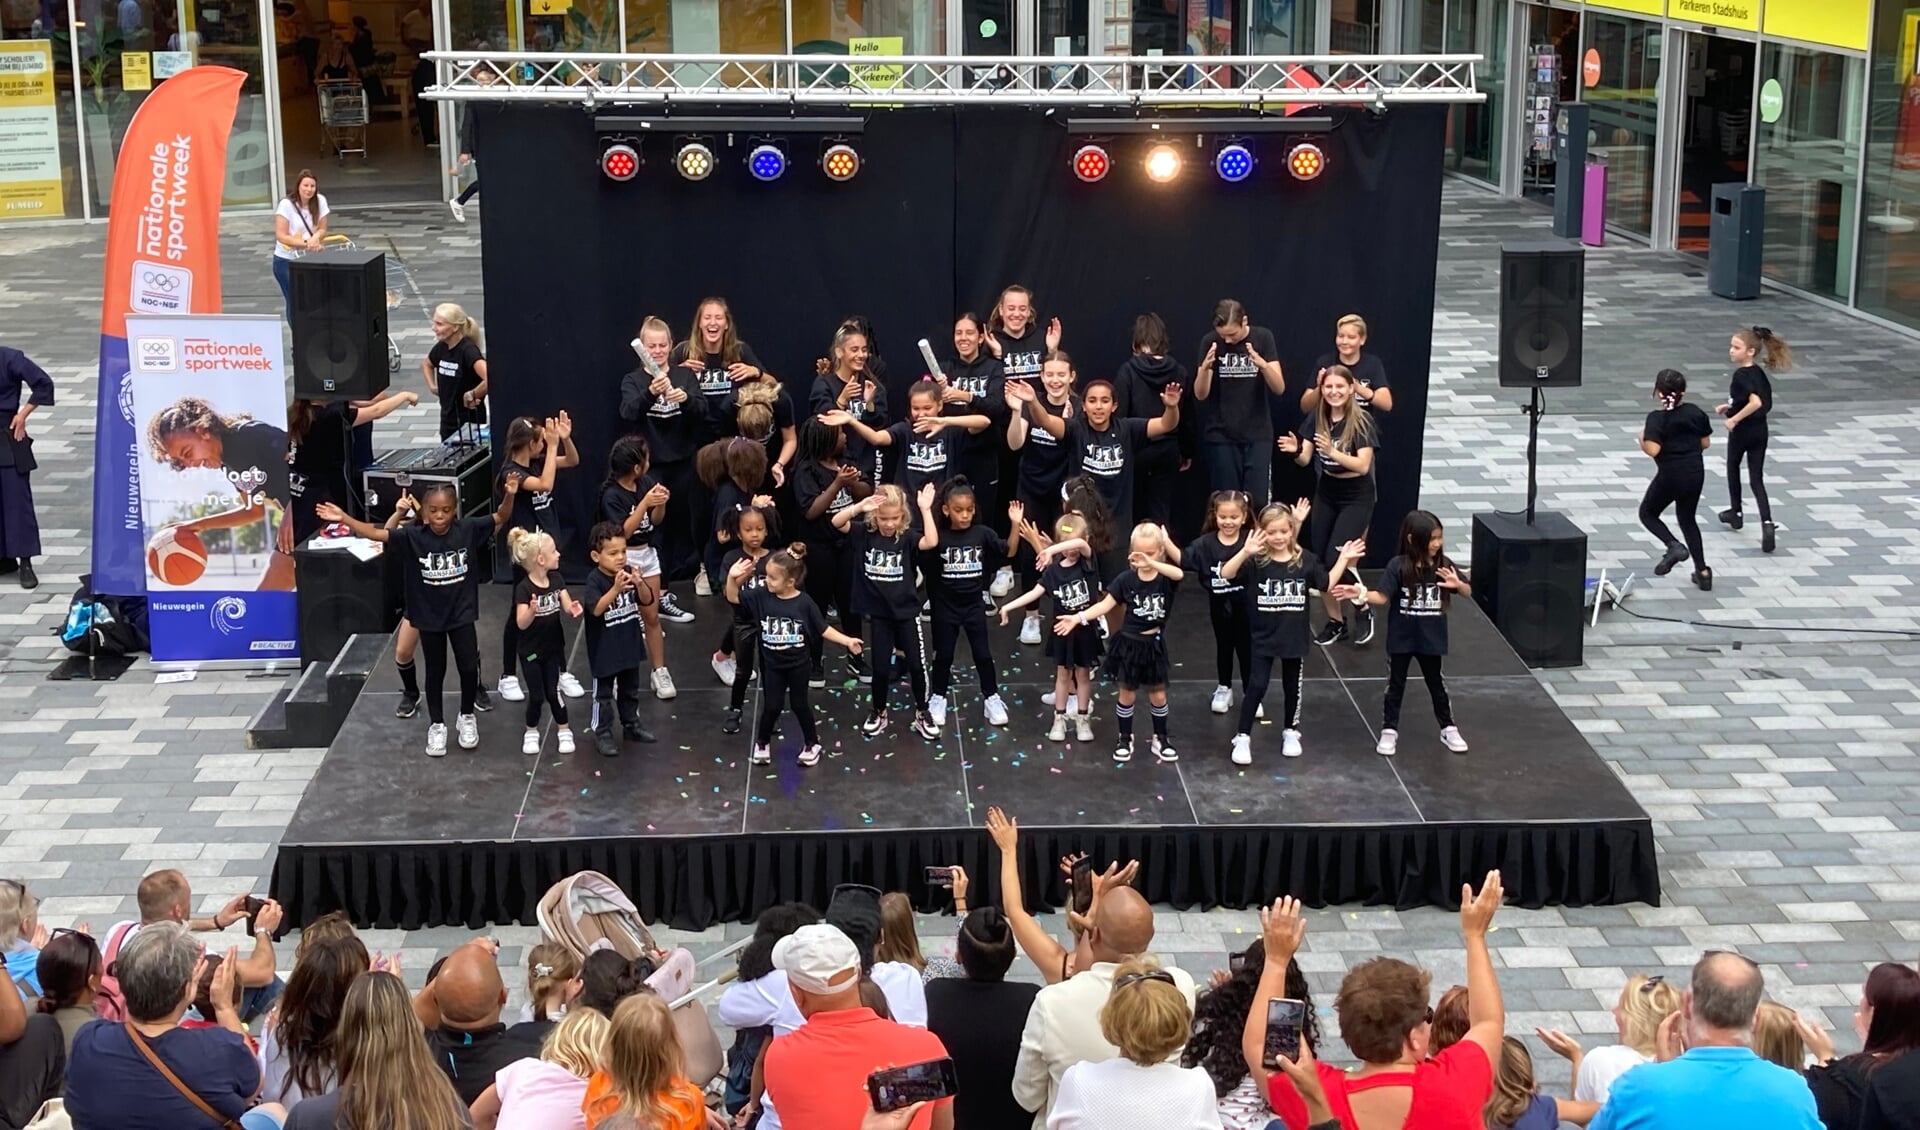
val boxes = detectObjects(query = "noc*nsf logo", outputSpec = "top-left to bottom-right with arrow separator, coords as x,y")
130,259 -> 193,314
132,336 -> 177,373
211,596 -> 247,635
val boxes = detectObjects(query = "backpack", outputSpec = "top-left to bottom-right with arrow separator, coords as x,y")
92,921 -> 138,1022
58,575 -> 148,657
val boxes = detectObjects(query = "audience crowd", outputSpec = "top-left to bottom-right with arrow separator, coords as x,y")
3,826 -> 1919,1130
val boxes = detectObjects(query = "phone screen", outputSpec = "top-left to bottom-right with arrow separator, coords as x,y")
925,865 -> 954,887
867,1057 -> 958,1112
1263,998 -> 1306,1069
1229,952 -> 1247,976
1070,856 -> 1094,915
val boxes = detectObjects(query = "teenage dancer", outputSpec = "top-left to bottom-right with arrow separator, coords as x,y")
1194,299 -> 1285,507
1347,510 -> 1471,757
617,315 -> 705,618
1220,504 -> 1363,764
1638,368 -> 1714,591
720,374 -> 797,490
506,528 -> 582,756
497,415 -> 581,703
674,297 -> 764,597
1166,490 -> 1252,717
728,549 -> 862,767
599,435 -> 672,698
1279,365 -> 1377,646
983,284 -> 1060,386
1005,352 -> 1079,645
1717,326 -> 1790,554
833,486 -> 939,741
1068,523 -> 1184,764
999,514 -> 1102,742
940,313 -> 1013,596
820,381 -> 991,511
916,479 -> 1015,728
1113,313 -> 1193,528
1302,313 -> 1392,413
582,521 -> 657,754
811,323 -> 889,483
792,417 -> 873,688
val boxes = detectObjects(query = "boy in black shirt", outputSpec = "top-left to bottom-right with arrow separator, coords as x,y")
582,523 -> 657,754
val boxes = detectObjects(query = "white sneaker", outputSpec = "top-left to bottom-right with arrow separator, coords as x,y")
927,694 -> 949,729
1210,685 -> 1232,714
1151,736 -> 1178,763
712,652 -> 737,686
1041,691 -> 1056,706
456,713 -> 480,749
652,667 -> 678,700
558,672 -> 586,699
1256,703 -> 1265,719
447,197 -> 466,223
694,568 -> 712,597
1074,713 -> 1095,743
557,728 -> 575,754
426,722 -> 448,757
1048,713 -> 1068,741
990,565 -> 1016,598
1020,613 -> 1043,646
798,743 -> 822,767
522,728 -> 541,755
1440,726 -> 1470,754
1230,734 -> 1252,765
1281,728 -> 1303,758
497,675 -> 526,702
984,694 -> 1009,726
1376,728 -> 1399,756
752,744 -> 771,764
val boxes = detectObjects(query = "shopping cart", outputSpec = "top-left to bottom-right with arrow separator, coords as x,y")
317,80 -> 368,164
315,235 -> 407,373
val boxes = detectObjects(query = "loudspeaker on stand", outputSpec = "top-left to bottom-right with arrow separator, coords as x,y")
291,250 -> 390,400
1499,241 -> 1584,389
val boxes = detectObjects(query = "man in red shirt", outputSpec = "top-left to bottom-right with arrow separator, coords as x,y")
763,923 -> 956,1130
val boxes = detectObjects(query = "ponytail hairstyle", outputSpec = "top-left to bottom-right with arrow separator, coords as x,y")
524,941 -> 581,1023
683,297 -> 741,365
502,415 -> 543,461
733,377 -> 781,441
1053,512 -> 1087,545
1312,365 -> 1377,456
1212,298 -> 1248,330
1060,474 -> 1116,553
905,379 -> 943,416
1201,490 -> 1251,534
603,434 -> 650,493
720,498 -> 779,547
34,930 -> 102,1016
863,483 -> 908,532
416,481 -> 459,511
766,546 -> 807,589
1252,504 -> 1304,566
1130,313 -> 1171,356
433,302 -> 482,351
830,324 -> 870,407
146,397 -> 255,470
1483,1036 -> 1540,1130
1654,368 -> 1688,411
938,475 -> 976,514
637,314 -> 671,343
1396,509 -> 1452,590
507,527 -> 553,569
1735,325 -> 1794,372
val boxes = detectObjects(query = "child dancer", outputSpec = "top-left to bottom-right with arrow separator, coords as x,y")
1717,326 -> 1790,554
832,486 -> 938,740
1347,509 -> 1471,757
728,549 -> 862,766
915,479 -> 1015,728
506,528 -> 583,756
820,381 -> 991,510
1067,523 -> 1183,763
1220,504 -> 1363,763
1280,365 -> 1378,647
718,505 -> 773,736
1168,490 -> 1253,716
1637,369 -> 1714,591
582,522 -> 657,754
317,481 -> 516,756
792,417 -> 872,688
497,414 -> 581,703
1000,514 -> 1102,742
1004,351 -> 1079,645
600,435 -> 673,697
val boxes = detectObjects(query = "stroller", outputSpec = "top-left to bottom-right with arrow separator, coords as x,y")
537,871 -> 725,1086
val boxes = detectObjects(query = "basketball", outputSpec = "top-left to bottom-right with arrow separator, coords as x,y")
147,528 -> 209,586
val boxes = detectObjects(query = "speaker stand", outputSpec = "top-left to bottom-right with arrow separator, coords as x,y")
1523,386 -> 1544,525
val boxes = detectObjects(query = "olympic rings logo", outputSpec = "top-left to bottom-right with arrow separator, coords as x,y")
141,272 -> 181,292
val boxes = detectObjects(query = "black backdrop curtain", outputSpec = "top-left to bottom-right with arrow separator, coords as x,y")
476,103 -> 1445,562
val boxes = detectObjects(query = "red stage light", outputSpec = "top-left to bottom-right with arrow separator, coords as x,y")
1072,144 -> 1110,183
1287,142 -> 1325,181
602,143 -> 640,182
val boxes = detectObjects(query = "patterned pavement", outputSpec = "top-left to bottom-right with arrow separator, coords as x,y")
1,182 -> 1917,1083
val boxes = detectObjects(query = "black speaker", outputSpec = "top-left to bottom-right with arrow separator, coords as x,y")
291,250 -> 390,400
1470,511 -> 1586,669
294,544 -> 401,668
1499,241 -> 1584,389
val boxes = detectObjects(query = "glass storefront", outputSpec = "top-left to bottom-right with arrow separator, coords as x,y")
1754,42 -> 1862,300
1582,8 -> 1659,237
1408,0 -> 1504,182
1859,1 -> 1920,327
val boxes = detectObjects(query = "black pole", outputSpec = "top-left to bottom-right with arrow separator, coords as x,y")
1525,385 -> 1541,526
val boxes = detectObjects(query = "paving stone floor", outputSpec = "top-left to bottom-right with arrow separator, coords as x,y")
2,181 -> 1917,1084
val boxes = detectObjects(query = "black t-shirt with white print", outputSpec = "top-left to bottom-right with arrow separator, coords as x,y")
221,420 -> 291,506
601,475 -> 658,547
1182,531 -> 1247,602
396,517 -> 494,632
1728,365 -> 1772,424
926,524 -> 1007,614
883,420 -> 960,499
1246,555 -> 1330,659
1294,412 -> 1376,478
994,324 -> 1047,386
582,567 -> 643,678
288,402 -> 356,541
849,523 -> 919,621
500,459 -> 557,537
1198,326 -> 1279,445
1107,570 -> 1175,638
671,340 -> 766,424
429,337 -> 486,437
722,547 -> 770,627
741,588 -> 824,672
943,354 -> 1007,458
512,576 -> 568,664
1042,556 -> 1101,616
1068,415 -> 1152,529
1379,555 -> 1452,656
1016,394 -> 1076,503
795,461 -> 859,545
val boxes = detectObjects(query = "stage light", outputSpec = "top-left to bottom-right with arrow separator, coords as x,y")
600,141 -> 639,182
1287,141 -> 1326,181
747,143 -> 787,182
1144,143 -> 1182,183
1072,144 -> 1110,183
1214,142 -> 1254,183
675,140 -> 715,181
822,142 -> 861,182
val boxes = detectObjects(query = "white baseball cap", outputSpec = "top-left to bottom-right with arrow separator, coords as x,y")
773,923 -> 861,995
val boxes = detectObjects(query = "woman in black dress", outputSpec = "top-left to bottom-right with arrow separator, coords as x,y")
1637,369 -> 1714,591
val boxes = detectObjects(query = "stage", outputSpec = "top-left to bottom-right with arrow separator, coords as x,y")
270,577 -> 1658,930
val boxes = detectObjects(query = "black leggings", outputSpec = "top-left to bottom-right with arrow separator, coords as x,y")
802,537 -> 863,662
931,606 -> 997,698
654,457 -> 702,582
756,661 -> 819,747
1383,652 -> 1452,730
1237,655 -> 1302,733
419,623 -> 480,724
501,566 -> 525,675
1209,596 -> 1252,690
729,623 -> 758,711
1640,459 -> 1706,571
519,653 -> 568,727
869,614 -> 928,715
1309,473 -> 1375,572
1726,423 -> 1770,523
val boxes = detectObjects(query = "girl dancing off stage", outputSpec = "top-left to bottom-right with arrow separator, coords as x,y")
1717,326 -> 1791,554
1638,368 -> 1714,591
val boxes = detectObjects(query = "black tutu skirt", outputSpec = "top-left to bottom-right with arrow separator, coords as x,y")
1047,621 -> 1104,669
1101,632 -> 1169,688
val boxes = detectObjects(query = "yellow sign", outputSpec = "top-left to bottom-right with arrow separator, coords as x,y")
0,41 -> 65,221
529,0 -> 573,15
122,51 -> 152,91
1586,0 -> 1663,17
848,36 -> 904,89
1763,0 -> 1869,52
1667,0 -> 1760,33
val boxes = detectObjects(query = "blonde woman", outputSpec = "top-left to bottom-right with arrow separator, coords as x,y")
469,1007 -> 610,1130
1535,973 -> 1683,1104
1750,1001 -> 1807,1071
582,993 -> 708,1130
284,970 -> 470,1130
1303,313 -> 1391,414
1278,365 -> 1377,647
1047,959 -> 1222,1129
423,303 -> 488,442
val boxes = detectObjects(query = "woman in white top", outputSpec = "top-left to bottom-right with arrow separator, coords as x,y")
1535,972 -> 1683,1103
273,169 -> 329,320
1049,959 -> 1223,1130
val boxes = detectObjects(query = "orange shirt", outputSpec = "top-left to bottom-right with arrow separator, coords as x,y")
582,1070 -> 708,1130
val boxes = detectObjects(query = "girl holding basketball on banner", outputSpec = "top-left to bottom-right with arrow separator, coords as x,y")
144,396 -> 296,591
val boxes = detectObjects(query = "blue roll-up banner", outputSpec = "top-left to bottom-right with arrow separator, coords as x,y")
126,314 -> 299,665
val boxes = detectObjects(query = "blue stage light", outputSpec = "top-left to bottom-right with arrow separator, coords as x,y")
1215,142 -> 1255,183
748,143 -> 787,182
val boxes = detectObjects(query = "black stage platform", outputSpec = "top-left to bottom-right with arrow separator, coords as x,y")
272,580 -> 1659,930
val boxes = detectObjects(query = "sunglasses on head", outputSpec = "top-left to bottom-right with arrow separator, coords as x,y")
1114,970 -> 1175,993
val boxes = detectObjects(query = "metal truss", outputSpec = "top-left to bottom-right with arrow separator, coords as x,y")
423,52 -> 1482,108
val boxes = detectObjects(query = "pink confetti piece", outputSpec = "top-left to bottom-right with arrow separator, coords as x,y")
1050,766 -> 1063,774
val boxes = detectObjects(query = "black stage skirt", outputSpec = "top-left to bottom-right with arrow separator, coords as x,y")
1101,631 -> 1169,688
1047,620 -> 1104,670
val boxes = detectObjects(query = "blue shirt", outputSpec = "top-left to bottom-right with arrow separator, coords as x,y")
5,940 -> 40,998
66,1020 -> 263,1128
1591,1046 -> 1822,1130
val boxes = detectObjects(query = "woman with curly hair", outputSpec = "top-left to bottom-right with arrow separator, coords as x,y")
145,395 -> 295,590
260,934 -> 372,1104
1185,938 -> 1321,1129
716,902 -> 822,1128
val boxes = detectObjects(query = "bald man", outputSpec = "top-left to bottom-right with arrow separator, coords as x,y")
413,940 -> 543,1105
1010,887 -> 1197,1128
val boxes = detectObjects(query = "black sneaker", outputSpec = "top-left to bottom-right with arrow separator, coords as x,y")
809,661 -> 827,689
394,696 -> 419,720
595,726 -> 618,756
1348,603 -> 1376,646
473,685 -> 495,712
624,722 -> 657,744
1718,508 -> 1743,530
847,653 -> 871,683
1761,521 -> 1776,553
1655,542 -> 1689,576
1313,620 -> 1349,647
722,707 -> 742,735
657,591 -> 696,624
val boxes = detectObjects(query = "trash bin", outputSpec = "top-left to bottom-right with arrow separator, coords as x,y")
1709,183 -> 1765,300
